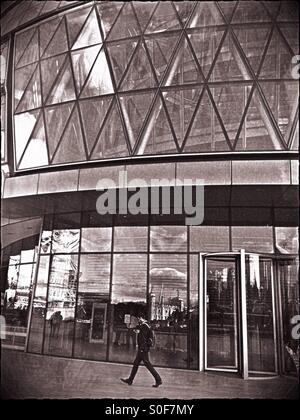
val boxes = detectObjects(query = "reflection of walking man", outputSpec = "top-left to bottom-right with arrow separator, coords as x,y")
50,311 -> 63,338
121,314 -> 162,387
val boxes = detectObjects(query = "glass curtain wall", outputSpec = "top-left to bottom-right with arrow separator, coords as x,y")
25,211 -> 299,372
10,1 -> 299,171
1,235 -> 39,349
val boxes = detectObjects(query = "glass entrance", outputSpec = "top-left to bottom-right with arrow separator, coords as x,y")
205,257 -> 238,371
203,252 -> 278,377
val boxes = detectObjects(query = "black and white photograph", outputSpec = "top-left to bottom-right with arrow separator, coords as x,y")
0,0 -> 299,405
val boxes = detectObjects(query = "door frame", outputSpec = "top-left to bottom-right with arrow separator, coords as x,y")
200,250 -> 279,379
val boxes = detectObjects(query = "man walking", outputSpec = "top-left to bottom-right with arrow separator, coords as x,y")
121,314 -> 162,388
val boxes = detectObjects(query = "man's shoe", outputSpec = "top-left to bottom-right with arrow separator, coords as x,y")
152,381 -> 162,388
121,378 -> 132,385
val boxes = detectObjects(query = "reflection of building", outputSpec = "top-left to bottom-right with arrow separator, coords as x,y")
0,1 -> 299,389
150,287 -> 185,321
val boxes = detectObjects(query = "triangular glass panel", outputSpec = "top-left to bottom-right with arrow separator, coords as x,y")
15,66 -> 41,113
79,96 -> 113,155
277,1 -> 299,21
232,1 -> 271,23
217,1 -> 237,22
136,95 -> 178,155
108,3 -> 140,41
66,5 -> 91,48
15,27 -> 36,67
39,16 -> 61,57
146,1 -> 181,33
18,114 -> 48,169
211,32 -> 252,82
235,88 -> 283,151
259,28 -> 294,79
14,110 -> 40,165
16,28 -> 39,68
188,1 -> 224,28
71,45 -> 101,95
189,27 -> 224,78
184,89 -> 230,152
164,87 -> 203,148
106,39 -> 138,87
233,25 -> 271,75
80,48 -> 114,98
132,2 -> 157,31
91,101 -> 129,159
145,32 -> 180,82
174,1 -> 196,26
188,1 -> 225,28
212,84 -> 253,146
52,106 -> 86,164
72,8 -> 102,50
262,1 -> 281,19
279,24 -> 299,55
120,42 -> 157,91
119,92 -> 155,149
40,53 -> 66,104
14,63 -> 37,110
44,102 -> 75,159
97,2 -> 123,39
164,35 -> 202,86
260,81 -> 299,144
43,17 -> 68,59
290,122 -> 299,151
46,57 -> 76,105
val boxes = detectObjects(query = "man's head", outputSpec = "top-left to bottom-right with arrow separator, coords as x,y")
137,313 -> 147,324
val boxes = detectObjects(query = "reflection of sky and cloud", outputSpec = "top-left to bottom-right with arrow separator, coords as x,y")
150,261 -> 187,304
150,226 -> 187,252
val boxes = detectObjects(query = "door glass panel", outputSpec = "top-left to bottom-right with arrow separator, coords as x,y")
245,256 -> 276,373
206,257 -> 238,369
278,258 -> 299,376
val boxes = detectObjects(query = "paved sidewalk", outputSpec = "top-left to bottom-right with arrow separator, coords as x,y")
1,350 -> 298,399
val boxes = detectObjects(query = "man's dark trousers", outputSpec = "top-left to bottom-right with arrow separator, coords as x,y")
128,349 -> 161,384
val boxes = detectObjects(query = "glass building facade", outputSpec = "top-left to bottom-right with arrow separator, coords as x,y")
1,1 -> 299,380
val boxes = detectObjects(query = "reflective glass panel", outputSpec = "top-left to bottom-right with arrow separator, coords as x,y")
109,253 -> 147,364
246,256 -> 276,373
150,226 -> 187,252
114,227 -> 148,252
74,254 -> 110,360
43,254 -> 78,356
232,226 -> 274,253
206,258 -> 238,369
28,256 -> 50,353
146,2 -> 181,33
279,258 -> 299,376
149,253 -> 188,368
51,229 -> 80,253
80,49 -> 114,98
108,2 -> 140,41
190,226 -> 230,252
81,227 -> 112,252
275,227 -> 299,254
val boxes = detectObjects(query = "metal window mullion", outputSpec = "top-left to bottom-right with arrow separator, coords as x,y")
71,212 -> 83,358
240,249 -> 249,379
270,258 -> 279,374
106,221 -> 115,362
25,217 -> 44,352
199,253 -> 204,371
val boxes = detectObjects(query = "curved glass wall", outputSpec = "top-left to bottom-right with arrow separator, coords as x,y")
3,0 -> 298,170
16,210 -> 298,372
